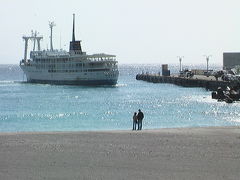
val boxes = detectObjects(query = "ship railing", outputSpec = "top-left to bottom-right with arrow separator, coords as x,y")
90,59 -> 116,62
20,59 -> 32,66
87,57 -> 116,62
85,53 -> 117,62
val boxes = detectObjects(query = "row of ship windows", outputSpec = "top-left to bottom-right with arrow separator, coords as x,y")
35,58 -> 76,62
34,60 -> 117,66
34,58 -> 116,63
34,64 -> 116,69
48,69 -> 111,73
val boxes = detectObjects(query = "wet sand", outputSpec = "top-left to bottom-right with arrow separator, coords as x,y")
0,127 -> 240,180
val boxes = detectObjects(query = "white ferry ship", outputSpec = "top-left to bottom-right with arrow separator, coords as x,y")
20,14 -> 119,85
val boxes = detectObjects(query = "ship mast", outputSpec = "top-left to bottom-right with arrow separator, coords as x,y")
22,36 -> 30,62
22,32 -> 43,62
49,21 -> 56,51
31,30 -> 38,51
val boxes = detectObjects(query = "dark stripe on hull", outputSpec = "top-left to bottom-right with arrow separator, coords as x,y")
28,79 -> 118,86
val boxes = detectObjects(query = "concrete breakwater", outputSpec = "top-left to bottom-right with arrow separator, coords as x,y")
136,74 -> 232,91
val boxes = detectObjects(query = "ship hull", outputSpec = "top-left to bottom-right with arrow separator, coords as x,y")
28,79 -> 118,85
20,65 -> 119,86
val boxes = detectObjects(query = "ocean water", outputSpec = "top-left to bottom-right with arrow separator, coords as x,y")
1,64 -> 240,132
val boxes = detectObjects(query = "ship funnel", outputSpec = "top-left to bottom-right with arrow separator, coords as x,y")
69,14 -> 83,54
72,13 -> 75,42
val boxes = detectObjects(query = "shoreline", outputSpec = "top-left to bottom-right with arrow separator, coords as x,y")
0,125 -> 239,135
1,126 -> 240,180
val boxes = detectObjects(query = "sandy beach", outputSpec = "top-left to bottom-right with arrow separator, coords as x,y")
0,127 -> 240,180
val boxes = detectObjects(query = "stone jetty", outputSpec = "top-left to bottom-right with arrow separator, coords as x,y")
136,74 -> 232,91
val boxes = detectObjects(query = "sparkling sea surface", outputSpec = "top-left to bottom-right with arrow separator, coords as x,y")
0,64 -> 240,132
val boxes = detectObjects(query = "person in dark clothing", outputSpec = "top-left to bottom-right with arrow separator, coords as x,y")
132,112 -> 138,130
137,109 -> 144,130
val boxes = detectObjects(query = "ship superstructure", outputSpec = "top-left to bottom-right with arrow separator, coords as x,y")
20,14 -> 119,85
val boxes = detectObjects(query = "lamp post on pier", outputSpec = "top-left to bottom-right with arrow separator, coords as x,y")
203,55 -> 212,73
177,56 -> 184,72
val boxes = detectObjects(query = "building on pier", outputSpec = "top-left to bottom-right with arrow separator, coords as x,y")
223,52 -> 240,70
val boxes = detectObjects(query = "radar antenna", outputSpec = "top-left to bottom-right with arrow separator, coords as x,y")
49,21 -> 56,51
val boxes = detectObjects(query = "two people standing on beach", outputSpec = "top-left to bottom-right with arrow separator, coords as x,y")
132,109 -> 144,130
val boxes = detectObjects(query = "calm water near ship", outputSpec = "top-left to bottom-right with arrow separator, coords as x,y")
1,64 -> 240,132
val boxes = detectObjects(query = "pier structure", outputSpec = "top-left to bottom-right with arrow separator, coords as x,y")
136,73 -> 232,91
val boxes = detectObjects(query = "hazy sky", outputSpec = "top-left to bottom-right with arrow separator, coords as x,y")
0,0 -> 240,65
